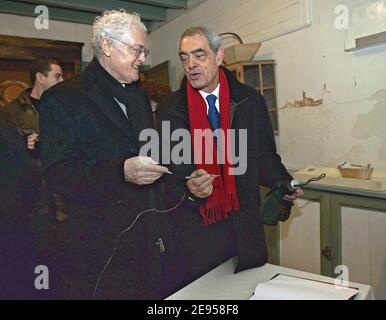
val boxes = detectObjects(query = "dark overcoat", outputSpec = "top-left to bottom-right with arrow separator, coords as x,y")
39,59 -> 164,299
156,67 -> 292,296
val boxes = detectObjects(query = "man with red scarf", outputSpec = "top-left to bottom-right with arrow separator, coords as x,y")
156,27 -> 303,298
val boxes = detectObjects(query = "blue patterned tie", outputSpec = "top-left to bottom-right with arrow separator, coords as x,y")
206,94 -> 220,130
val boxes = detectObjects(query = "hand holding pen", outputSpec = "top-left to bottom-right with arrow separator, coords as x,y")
185,169 -> 219,199
123,156 -> 171,185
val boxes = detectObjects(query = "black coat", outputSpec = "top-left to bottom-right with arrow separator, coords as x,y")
39,60 -> 164,299
0,119 -> 41,299
156,67 -> 292,295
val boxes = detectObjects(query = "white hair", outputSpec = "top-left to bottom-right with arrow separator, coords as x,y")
92,9 -> 147,58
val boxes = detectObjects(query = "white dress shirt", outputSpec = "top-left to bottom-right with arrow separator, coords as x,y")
114,83 -> 128,118
199,83 -> 220,114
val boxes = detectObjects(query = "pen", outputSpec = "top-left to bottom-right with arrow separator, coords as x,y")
156,163 -> 172,174
185,174 -> 220,180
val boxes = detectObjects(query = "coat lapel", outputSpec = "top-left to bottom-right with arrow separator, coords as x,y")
125,89 -> 153,145
230,98 -> 248,127
88,83 -> 133,138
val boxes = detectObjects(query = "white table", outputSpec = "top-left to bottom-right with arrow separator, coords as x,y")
167,257 -> 375,300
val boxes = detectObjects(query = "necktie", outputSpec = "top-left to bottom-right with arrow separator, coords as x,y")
206,94 -> 220,130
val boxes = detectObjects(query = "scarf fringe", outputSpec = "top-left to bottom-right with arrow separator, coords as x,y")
225,193 -> 240,214
200,193 -> 240,227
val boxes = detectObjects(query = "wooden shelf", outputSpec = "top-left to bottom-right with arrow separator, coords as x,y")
226,60 -> 279,134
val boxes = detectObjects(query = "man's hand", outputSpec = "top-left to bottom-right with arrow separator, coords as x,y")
124,156 -> 168,185
283,188 -> 304,201
186,169 -> 216,199
27,133 -> 39,150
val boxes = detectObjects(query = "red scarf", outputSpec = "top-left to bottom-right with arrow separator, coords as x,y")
187,68 -> 240,226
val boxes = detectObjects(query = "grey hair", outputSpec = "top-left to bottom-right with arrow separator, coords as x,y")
178,26 -> 221,53
92,9 -> 147,58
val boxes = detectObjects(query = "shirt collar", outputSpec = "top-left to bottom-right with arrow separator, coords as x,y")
199,83 -> 220,101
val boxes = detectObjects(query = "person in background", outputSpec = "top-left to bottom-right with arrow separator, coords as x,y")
0,59 -> 64,298
0,58 -> 63,156
0,58 -> 64,218
140,80 -> 171,128
156,26 -> 303,297
39,9 -> 168,299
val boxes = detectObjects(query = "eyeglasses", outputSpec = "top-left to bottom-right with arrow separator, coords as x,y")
110,36 -> 150,58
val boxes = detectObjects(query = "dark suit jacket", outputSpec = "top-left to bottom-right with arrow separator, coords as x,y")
156,67 -> 292,295
39,60 -> 163,299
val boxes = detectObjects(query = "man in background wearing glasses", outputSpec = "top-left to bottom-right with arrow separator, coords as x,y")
39,10 -> 168,299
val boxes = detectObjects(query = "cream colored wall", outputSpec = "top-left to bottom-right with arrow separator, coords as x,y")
149,0 -> 386,171
0,13 -> 94,62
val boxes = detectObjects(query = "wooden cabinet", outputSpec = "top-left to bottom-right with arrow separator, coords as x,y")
280,186 -> 386,299
226,60 -> 279,134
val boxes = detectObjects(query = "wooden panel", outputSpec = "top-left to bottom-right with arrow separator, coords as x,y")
0,35 -> 83,94
280,198 -> 321,274
0,35 -> 83,62
331,194 -> 386,299
0,34 -> 83,49
341,207 -> 371,285
369,211 -> 386,299
341,206 -> 386,299
141,60 -> 170,87
0,59 -> 32,84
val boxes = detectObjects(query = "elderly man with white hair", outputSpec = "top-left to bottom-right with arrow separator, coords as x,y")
40,10 -> 168,299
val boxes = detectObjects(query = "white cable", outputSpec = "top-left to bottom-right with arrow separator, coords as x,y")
93,191 -> 187,300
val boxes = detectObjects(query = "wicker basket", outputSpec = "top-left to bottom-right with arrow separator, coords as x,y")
338,165 -> 374,180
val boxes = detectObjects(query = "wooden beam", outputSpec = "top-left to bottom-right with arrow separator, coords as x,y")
13,0 -> 167,21
0,0 -> 98,24
0,34 -> 83,62
124,0 -> 187,9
